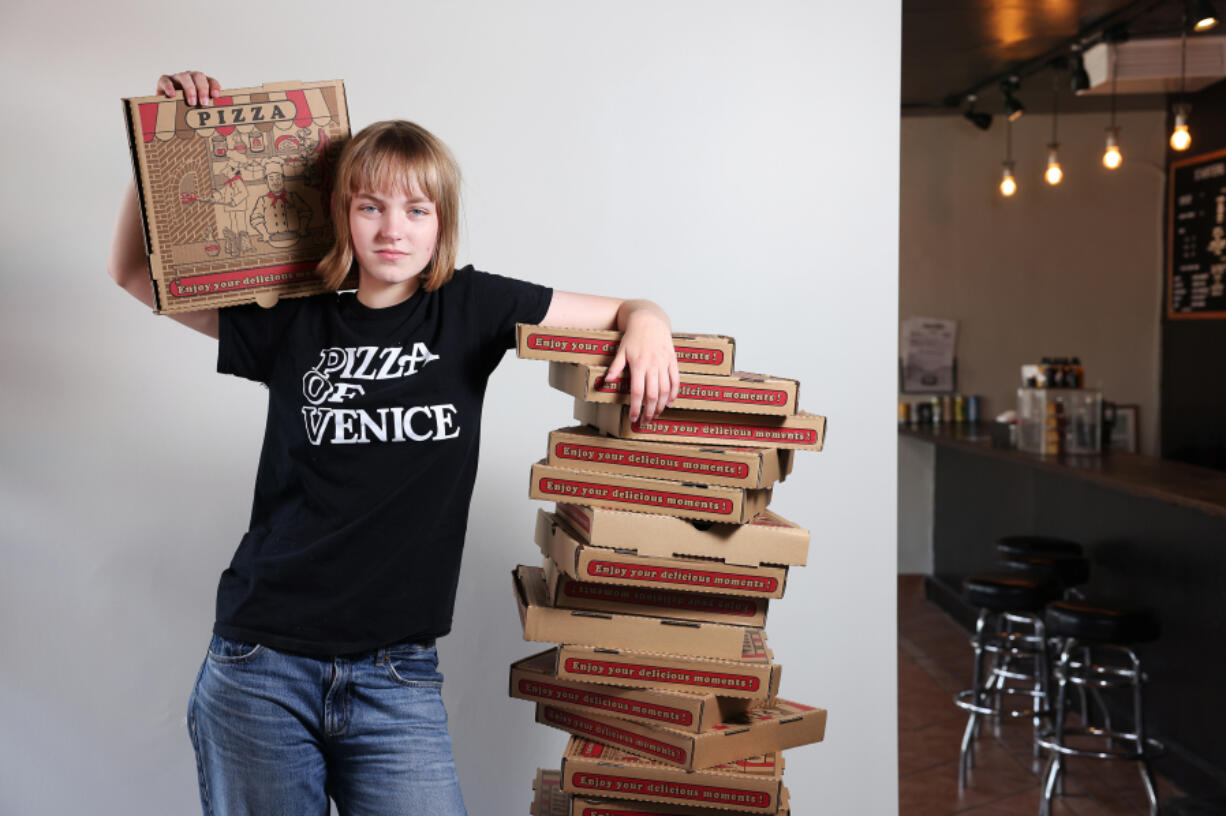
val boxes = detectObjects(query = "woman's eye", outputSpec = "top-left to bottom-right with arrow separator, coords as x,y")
358,204 -> 379,213
409,208 -> 428,217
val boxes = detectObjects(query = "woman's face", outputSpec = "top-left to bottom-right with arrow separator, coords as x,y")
348,178 -> 439,291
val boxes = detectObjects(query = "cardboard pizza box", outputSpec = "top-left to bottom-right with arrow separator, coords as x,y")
518,325 -> 736,375
560,738 -> 785,813
122,79 -> 355,314
530,462 -> 771,524
537,699 -> 827,771
550,363 -> 800,417
510,649 -> 744,734
514,566 -> 764,661
547,426 -> 791,490
575,402 -> 825,452
555,504 -> 809,569
533,768 -> 570,816
555,642 -> 780,701
542,554 -> 769,628
567,791 -> 790,816
538,511 -> 786,603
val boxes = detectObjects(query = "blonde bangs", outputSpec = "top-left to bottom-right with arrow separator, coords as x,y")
317,120 -> 460,292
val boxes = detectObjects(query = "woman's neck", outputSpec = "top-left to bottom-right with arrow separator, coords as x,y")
356,274 -> 422,309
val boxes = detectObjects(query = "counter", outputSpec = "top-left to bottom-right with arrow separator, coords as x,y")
901,424 -> 1226,797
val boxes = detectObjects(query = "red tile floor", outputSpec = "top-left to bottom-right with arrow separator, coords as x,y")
897,575 -> 1180,815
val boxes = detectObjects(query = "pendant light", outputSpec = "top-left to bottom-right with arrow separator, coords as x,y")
1103,44 -> 1123,169
1045,70 -> 1063,185
1000,115 -> 1018,197
1171,17 -> 1193,151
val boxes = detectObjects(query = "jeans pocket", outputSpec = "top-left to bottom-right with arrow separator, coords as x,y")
384,645 -> 443,688
207,634 -> 264,664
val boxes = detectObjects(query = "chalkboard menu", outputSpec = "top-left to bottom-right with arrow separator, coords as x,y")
1169,147 -> 1226,319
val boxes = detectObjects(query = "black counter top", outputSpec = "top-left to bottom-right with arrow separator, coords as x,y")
900,424 -> 1226,519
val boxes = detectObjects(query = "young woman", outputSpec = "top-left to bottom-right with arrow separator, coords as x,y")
109,70 -> 680,815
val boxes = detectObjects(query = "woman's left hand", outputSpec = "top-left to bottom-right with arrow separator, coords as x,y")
605,302 -> 680,424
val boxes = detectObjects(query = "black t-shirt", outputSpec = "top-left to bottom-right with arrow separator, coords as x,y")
214,266 -> 552,656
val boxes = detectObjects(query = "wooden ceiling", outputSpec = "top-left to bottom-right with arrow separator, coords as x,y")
902,0 -> 1191,115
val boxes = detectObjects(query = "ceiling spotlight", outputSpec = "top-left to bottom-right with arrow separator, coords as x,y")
1069,53 -> 1091,93
1002,78 -> 1024,121
963,95 -> 993,130
1193,0 -> 1219,31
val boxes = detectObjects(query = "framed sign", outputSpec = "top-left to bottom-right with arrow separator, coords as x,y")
1168,146 -> 1226,319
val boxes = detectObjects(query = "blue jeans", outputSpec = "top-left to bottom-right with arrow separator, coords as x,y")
188,634 -> 468,816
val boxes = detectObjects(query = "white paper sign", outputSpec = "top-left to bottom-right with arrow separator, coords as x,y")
901,316 -> 957,393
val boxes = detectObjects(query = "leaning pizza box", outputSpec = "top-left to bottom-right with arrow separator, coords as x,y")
556,504 -> 808,569
542,552 -> 770,628
539,510 -> 785,604
560,738 -> 785,814
537,699 -> 826,772
555,640 -> 780,701
518,325 -> 736,375
575,402 -> 825,452
123,80 -> 354,314
530,462 -> 771,524
510,649 -> 747,734
550,363 -> 800,417
515,566 -> 764,661
547,426 -> 792,490
533,769 -> 570,816
567,791 -> 789,816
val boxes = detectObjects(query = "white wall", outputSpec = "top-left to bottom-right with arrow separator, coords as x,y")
900,112 -> 1165,456
0,2 -> 899,814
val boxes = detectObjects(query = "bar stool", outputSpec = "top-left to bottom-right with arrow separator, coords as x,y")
996,535 -> 1083,560
1037,599 -> 1163,816
954,573 -> 1061,790
1001,553 -> 1090,598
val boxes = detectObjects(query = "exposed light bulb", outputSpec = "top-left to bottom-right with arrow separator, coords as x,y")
1045,145 -> 1063,185
1171,124 -> 1191,151
1103,128 -> 1122,169
1170,106 -> 1192,151
1000,164 -> 1017,197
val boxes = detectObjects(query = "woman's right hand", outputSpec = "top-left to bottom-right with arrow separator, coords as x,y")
155,71 -> 221,106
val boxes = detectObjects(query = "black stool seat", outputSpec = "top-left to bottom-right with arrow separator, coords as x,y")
997,535 -> 1083,560
1045,600 -> 1160,643
1002,554 -> 1090,589
963,573 -> 1060,612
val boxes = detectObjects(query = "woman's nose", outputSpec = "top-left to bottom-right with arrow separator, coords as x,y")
376,213 -> 402,240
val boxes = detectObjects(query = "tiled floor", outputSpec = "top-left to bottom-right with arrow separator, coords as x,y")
897,575 -> 1178,815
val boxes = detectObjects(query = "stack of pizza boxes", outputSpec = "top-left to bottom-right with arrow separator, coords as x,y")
510,325 -> 828,816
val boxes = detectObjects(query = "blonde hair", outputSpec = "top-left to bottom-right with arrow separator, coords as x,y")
317,120 -> 460,291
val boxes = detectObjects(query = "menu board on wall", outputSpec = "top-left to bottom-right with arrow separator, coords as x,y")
1168,147 -> 1226,319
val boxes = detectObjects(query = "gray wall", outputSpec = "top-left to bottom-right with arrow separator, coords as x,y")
900,112 -> 1166,456
0,2 -> 900,814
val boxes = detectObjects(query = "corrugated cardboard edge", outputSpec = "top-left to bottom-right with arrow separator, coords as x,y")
559,737 -> 784,813
530,460 -> 770,524
517,325 -> 737,374
514,565 -> 758,660
547,424 -> 786,489
576,401 -> 826,452
509,647 -> 724,733
541,545 -> 770,627
538,698 -> 827,771
555,643 -> 781,701
540,510 -> 787,601
555,503 -> 809,569
577,364 -> 800,417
